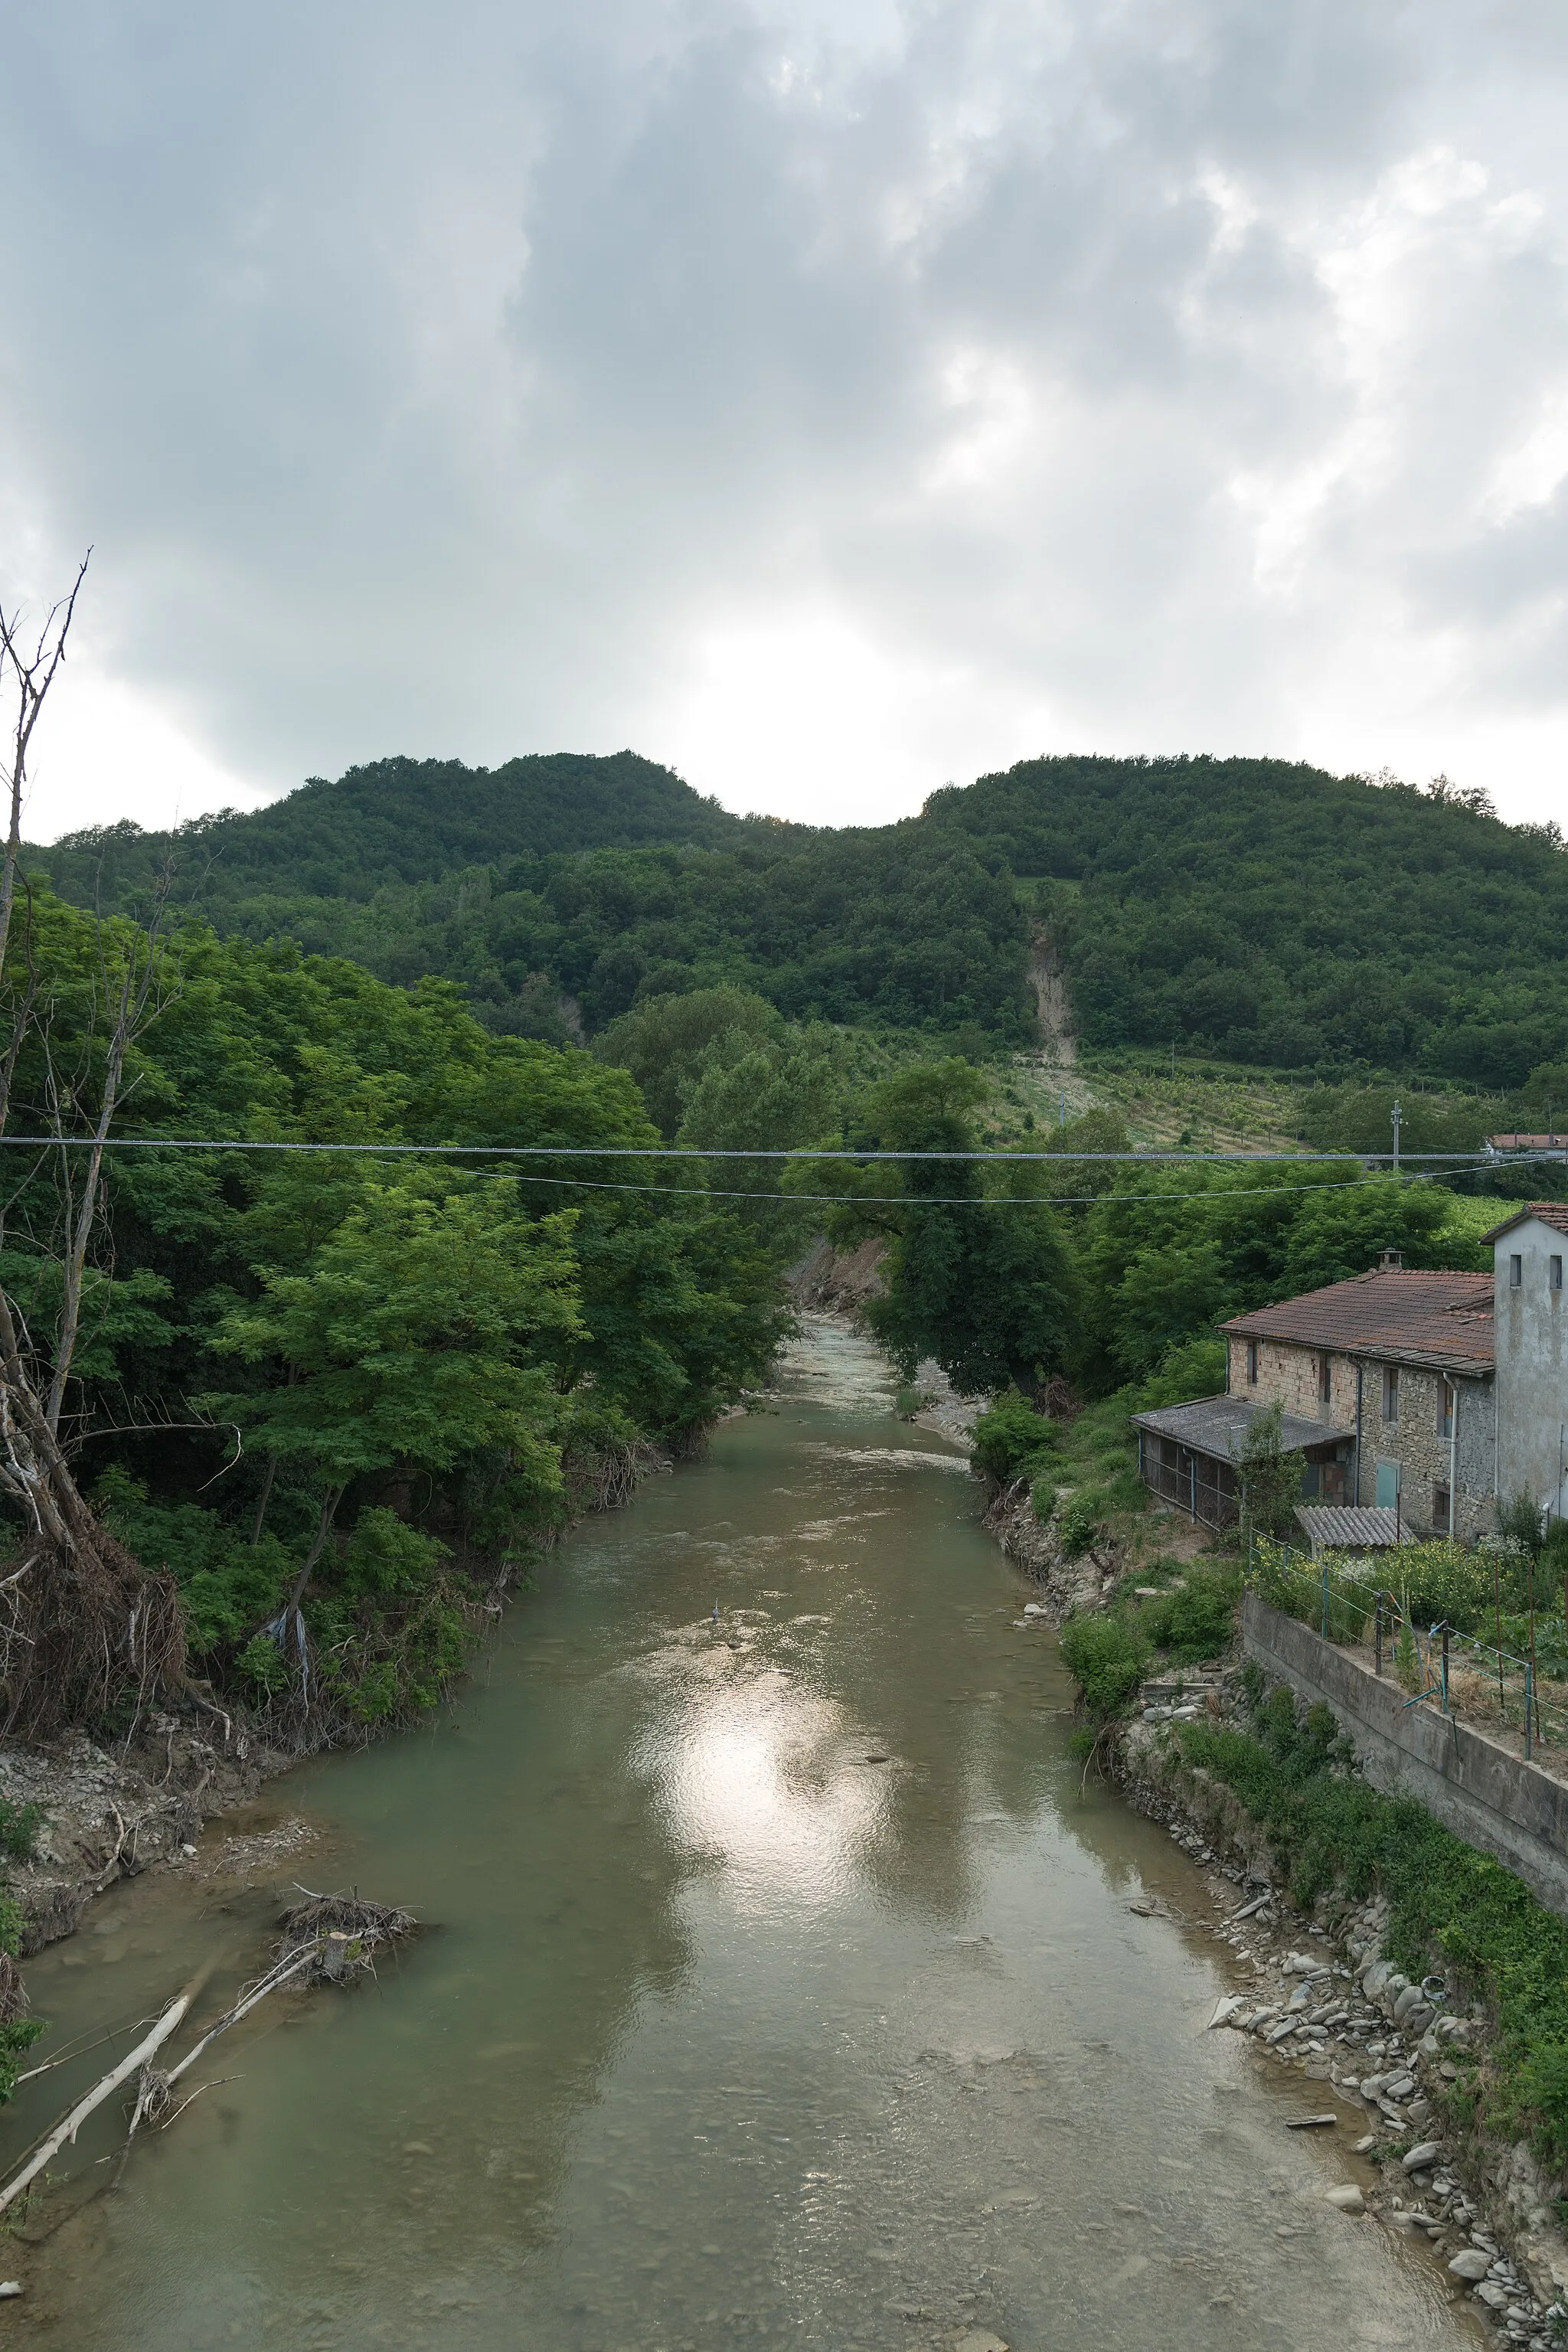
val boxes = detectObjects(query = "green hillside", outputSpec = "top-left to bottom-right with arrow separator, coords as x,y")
926,754 -> 1568,1085
29,750 -> 745,915
27,747 -> 1568,1083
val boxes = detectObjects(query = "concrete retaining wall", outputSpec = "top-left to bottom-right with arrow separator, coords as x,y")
1242,1590 -> 1568,1917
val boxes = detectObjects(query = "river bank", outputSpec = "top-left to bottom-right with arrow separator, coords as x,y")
0,1710 -> 290,1956
0,1461 -> 681,1958
780,1282 -> 1568,2343
1094,1671 -> 1568,2348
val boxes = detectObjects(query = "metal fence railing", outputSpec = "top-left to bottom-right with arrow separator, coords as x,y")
1246,1535 -> 1568,1759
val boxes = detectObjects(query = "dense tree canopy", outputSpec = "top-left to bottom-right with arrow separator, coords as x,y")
31,747 -> 1568,1081
29,752 -> 744,916
0,891 -> 790,1730
926,754 -> 1568,1083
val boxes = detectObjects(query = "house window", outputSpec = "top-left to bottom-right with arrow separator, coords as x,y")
1381,1364 -> 1399,1423
1553,1256 -> 1563,1294
1511,1253 -> 1524,1288
1436,1380 -> 1455,1440
1433,1480 -> 1452,1534
1318,1352 -> 1332,1405
1246,1340 -> 1259,1385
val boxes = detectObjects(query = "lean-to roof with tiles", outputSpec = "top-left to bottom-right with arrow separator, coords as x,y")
1218,1268 -> 1494,1374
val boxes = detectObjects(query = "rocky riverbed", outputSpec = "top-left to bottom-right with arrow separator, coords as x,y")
1111,1669 -> 1568,2347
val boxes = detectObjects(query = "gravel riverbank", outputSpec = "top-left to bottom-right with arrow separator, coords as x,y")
1108,1668 -> 1568,2344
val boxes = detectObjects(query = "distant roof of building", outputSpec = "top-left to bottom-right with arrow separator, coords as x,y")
1219,1268 -> 1494,1373
1486,1135 -> 1568,1152
1479,1201 -> 1568,1245
1132,1394 -> 1351,1463
1294,1504 -> 1413,1550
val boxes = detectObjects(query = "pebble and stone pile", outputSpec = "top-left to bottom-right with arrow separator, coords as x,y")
1122,1681 -> 1568,2347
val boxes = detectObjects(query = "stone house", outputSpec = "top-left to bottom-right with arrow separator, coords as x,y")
1133,1253 -> 1497,1539
1485,1201 -> 1568,1524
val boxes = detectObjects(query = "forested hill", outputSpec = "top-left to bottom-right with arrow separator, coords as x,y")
28,753 -> 1034,1044
29,751 -> 746,915
924,755 -> 1568,1087
27,748 -> 1568,1084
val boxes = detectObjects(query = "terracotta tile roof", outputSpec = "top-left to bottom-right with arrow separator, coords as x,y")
1219,1269 -> 1494,1372
1480,1201 -> 1568,1243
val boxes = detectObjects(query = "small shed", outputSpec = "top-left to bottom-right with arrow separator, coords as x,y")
1131,1395 -> 1353,1532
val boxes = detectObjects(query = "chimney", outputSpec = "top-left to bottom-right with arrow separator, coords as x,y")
1379,1247 -> 1403,1272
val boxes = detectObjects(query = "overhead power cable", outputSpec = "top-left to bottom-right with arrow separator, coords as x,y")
0,1132 -> 1560,1209
0,1136 -> 1529,1165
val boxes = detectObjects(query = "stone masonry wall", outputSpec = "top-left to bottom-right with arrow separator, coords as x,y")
1227,1333 -> 1350,1428
1357,1361 -> 1494,1541
1227,1336 -> 1494,1540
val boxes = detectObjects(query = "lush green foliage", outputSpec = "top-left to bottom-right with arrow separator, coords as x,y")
0,1881 -> 44,2100
1252,1534 -> 1531,1643
0,891 -> 791,1729
805,1061 -> 1080,1395
1236,1404 -> 1306,1541
931,753 -> 1568,1083
972,1390 -> 1063,1487
1058,1612 -> 1149,1721
0,1802 -> 41,1863
1181,1685 -> 1568,2167
1138,1566 -> 1240,1663
1078,1165 -> 1475,1383
31,753 -> 742,916
33,766 -> 1033,1045
34,748 -> 1568,1083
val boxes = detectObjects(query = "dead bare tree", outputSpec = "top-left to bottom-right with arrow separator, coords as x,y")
0,558 -> 185,1736
0,553 -> 88,986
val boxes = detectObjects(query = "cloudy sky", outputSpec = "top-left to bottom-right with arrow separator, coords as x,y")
3,0 -> 1567,838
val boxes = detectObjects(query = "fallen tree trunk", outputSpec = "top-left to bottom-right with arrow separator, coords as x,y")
0,1891 -> 420,2212
0,1992 -> 191,2214
128,1945 -> 322,2136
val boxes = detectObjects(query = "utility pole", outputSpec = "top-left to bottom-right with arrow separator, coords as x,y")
1391,1098 -> 1402,1176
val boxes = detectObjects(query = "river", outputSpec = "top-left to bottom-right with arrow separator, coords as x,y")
8,1320 -> 1480,2349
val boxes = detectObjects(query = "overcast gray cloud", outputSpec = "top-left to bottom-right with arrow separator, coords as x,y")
3,0 -> 1567,833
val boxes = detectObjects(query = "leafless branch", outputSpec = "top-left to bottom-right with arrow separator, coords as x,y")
0,551 -> 90,988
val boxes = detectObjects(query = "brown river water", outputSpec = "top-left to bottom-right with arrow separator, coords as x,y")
5,1320 -> 1481,2350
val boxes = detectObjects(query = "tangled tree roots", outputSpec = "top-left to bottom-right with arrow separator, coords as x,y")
0,1954 -> 29,2027
276,1890 -> 418,1984
0,1524 -> 186,1741
565,1437 -> 658,1516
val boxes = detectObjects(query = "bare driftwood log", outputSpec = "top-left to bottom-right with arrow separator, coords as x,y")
0,1991 -> 191,2213
0,1893 -> 420,2213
